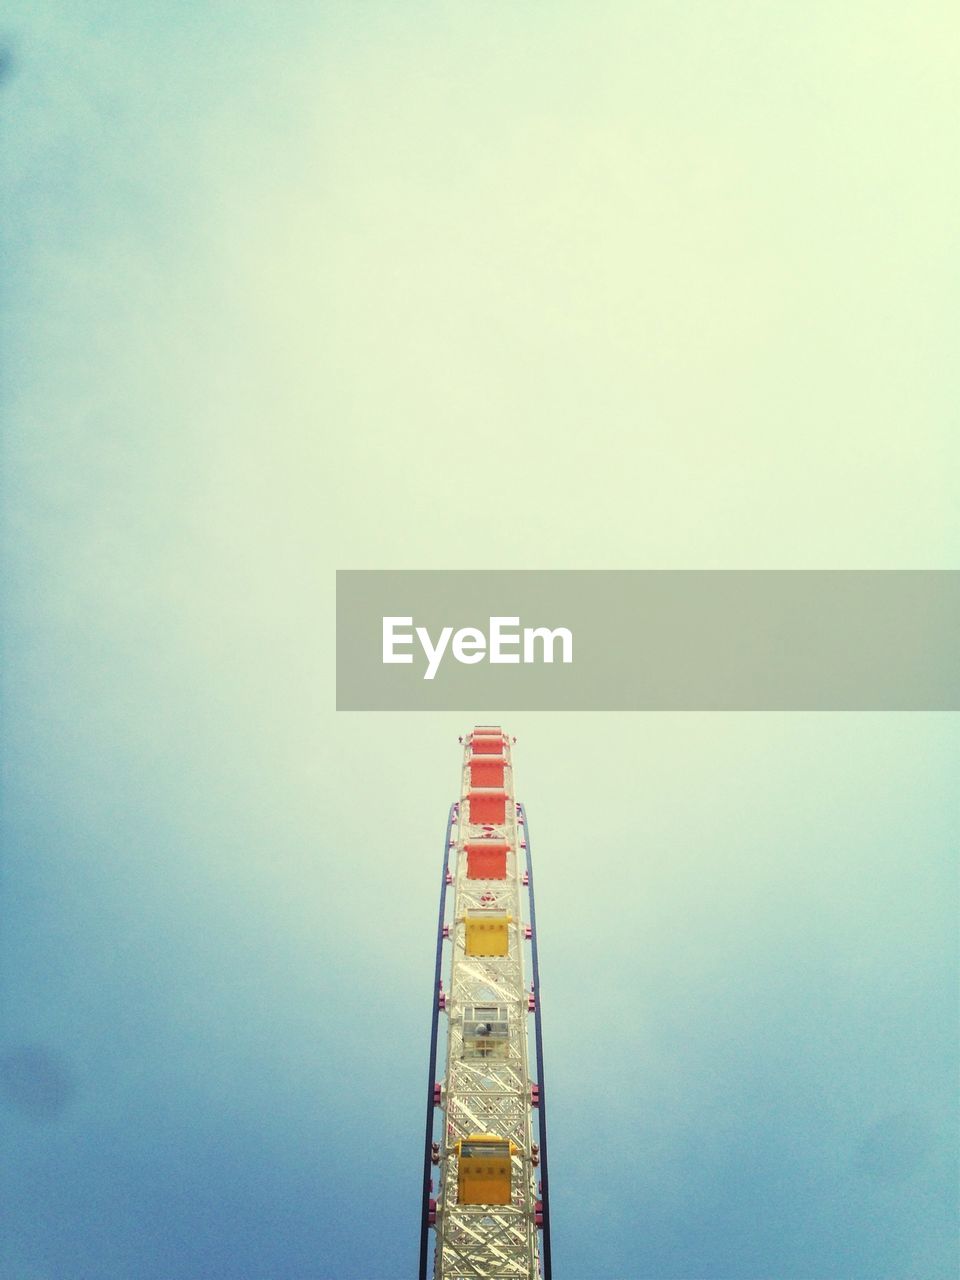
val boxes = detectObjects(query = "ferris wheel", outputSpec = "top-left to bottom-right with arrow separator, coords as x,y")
419,728 -> 552,1280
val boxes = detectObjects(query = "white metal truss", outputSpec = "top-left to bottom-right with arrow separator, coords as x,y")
435,729 -> 540,1280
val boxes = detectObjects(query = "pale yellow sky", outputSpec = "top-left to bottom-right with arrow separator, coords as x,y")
175,0 -> 960,577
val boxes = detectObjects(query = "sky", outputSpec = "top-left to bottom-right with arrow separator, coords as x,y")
1,3 -> 958,1278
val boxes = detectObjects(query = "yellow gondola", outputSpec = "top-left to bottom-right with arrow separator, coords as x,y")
463,911 -> 512,957
455,1134 -> 519,1205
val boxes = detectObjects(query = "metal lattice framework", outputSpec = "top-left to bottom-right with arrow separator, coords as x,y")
419,729 -> 552,1280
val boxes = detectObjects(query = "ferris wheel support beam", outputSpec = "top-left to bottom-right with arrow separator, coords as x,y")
520,803 -> 551,1280
419,802 -> 457,1280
